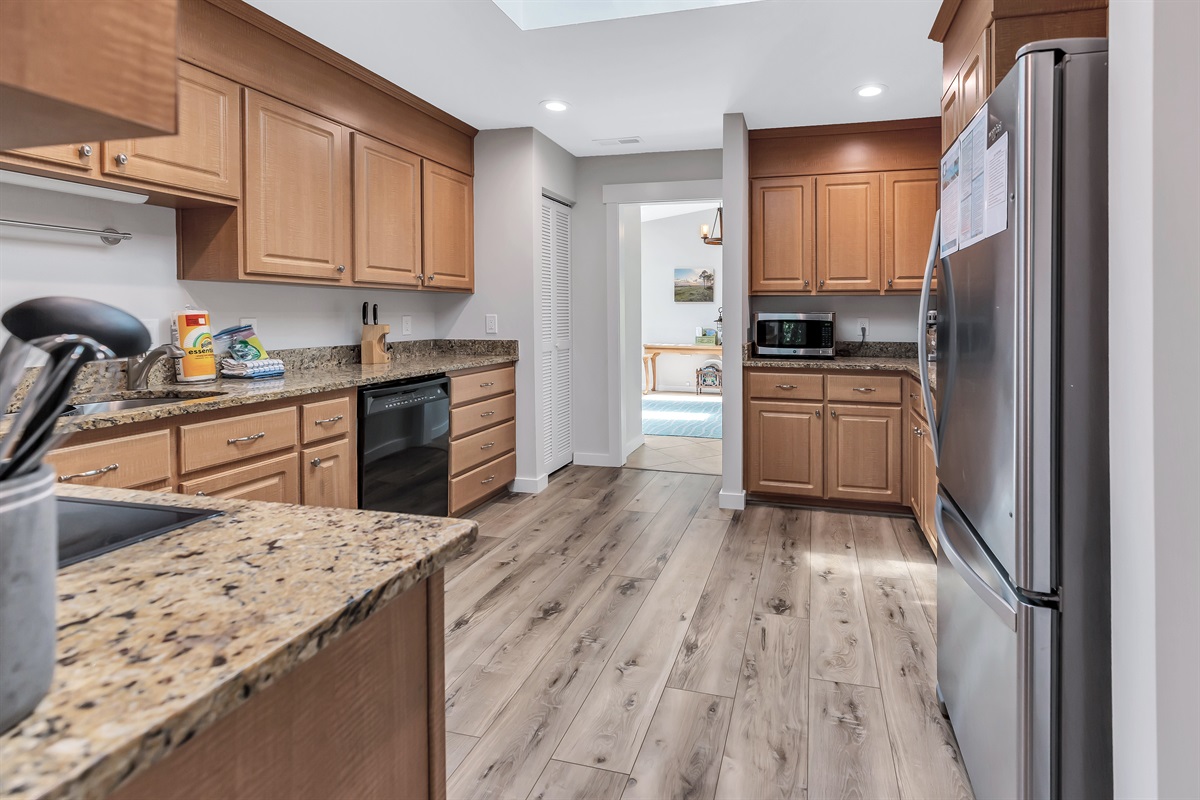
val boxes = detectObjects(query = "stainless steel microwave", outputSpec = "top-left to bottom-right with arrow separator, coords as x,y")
753,312 -> 835,357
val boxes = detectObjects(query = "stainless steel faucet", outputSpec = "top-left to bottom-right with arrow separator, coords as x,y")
126,344 -> 185,390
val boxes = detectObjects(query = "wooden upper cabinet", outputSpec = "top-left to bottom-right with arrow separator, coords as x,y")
750,176 -> 815,294
941,78 -> 961,153
816,173 -> 881,293
826,403 -> 901,504
0,0 -> 177,150
102,64 -> 241,198
422,161 -> 473,291
883,170 -> 939,291
959,27 -> 991,131
0,141 -> 100,179
352,133 -> 422,287
244,91 -> 350,283
746,399 -> 824,497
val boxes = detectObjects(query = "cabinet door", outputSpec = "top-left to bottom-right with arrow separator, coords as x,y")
883,170 -> 939,291
302,439 -> 355,509
180,453 -> 300,504
750,176 -> 815,294
244,90 -> 350,282
422,161 -> 473,291
941,78 -> 961,153
746,399 -> 824,497
826,403 -> 901,504
102,63 -> 241,198
352,133 -> 422,287
815,173 -> 881,293
959,27 -> 991,127
0,142 -> 98,175
904,407 -> 924,514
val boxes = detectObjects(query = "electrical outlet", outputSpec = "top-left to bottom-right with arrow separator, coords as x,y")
856,317 -> 870,337
401,315 -> 412,335
240,317 -> 257,331
485,314 -> 498,335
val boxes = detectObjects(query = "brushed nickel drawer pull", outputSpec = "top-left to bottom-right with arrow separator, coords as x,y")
481,410 -> 496,418
228,431 -> 266,444
481,442 -> 496,449
479,381 -> 495,388
481,475 -> 496,484
853,387 -> 877,393
58,463 -> 118,482
314,414 -> 344,425
775,384 -> 797,390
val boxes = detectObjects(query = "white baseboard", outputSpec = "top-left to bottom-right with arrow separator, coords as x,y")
718,489 -> 747,510
573,451 -> 624,468
510,473 -> 548,494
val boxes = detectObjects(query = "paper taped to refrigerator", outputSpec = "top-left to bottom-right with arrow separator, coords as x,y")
940,141 -> 960,257
984,131 -> 1009,238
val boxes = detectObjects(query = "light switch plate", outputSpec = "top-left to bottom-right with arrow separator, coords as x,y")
401,315 -> 413,335
485,314 -> 498,334
856,317 -> 870,337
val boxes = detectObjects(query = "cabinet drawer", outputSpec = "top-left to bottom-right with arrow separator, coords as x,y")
180,453 -> 299,504
746,371 -> 824,401
301,396 -> 352,444
450,451 -> 516,515
450,365 -> 515,408
450,419 -> 516,477
179,407 -> 298,473
48,430 -> 171,489
907,377 -> 928,422
450,393 -> 515,439
826,374 -> 902,404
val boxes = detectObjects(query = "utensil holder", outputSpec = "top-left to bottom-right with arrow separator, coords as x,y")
361,324 -> 390,365
0,464 -> 56,733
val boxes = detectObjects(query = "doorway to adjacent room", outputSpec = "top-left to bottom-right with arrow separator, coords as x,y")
627,201 -> 723,475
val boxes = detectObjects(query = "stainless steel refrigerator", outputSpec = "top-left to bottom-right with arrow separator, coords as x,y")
917,38 -> 1112,799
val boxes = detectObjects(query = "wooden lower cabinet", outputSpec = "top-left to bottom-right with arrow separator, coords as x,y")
302,439 -> 355,509
920,421 -> 938,547
905,407 -> 925,514
109,574 -> 444,800
47,429 -> 171,490
745,399 -> 824,497
447,364 -> 517,515
180,452 -> 300,504
826,404 -> 902,504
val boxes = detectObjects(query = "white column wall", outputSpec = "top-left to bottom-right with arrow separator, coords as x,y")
719,113 -> 748,510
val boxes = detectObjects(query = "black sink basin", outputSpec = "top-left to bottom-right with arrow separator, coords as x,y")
57,496 -> 222,567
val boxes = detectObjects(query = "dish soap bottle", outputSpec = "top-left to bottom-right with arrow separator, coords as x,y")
171,308 -> 216,382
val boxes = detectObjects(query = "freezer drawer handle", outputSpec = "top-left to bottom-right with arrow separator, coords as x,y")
936,496 -> 1018,630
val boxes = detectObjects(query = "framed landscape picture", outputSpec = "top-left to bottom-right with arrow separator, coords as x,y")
674,268 -> 715,302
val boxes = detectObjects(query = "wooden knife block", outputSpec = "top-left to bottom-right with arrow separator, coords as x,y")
361,324 -> 390,365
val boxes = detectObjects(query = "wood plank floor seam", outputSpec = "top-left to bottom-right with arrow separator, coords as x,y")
449,465 -> 974,800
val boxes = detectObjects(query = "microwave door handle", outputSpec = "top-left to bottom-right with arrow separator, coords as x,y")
918,211 -> 941,465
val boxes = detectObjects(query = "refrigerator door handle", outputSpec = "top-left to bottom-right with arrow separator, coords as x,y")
918,212 -> 941,463
936,495 -> 1019,631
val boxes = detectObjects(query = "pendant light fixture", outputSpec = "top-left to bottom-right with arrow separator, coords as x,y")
699,206 -> 723,246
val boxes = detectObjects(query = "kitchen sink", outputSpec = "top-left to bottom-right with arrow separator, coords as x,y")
72,392 -> 224,414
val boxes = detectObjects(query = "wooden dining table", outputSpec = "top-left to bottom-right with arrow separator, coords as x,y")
642,343 -> 723,393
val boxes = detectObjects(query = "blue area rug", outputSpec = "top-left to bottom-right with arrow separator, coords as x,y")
642,396 -> 723,439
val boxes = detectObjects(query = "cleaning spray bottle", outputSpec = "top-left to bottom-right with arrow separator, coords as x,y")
170,307 -> 216,382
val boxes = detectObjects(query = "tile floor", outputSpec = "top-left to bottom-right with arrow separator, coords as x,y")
626,434 -> 722,475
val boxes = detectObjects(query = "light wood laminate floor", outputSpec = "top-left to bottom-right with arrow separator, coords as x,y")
444,464 -> 974,800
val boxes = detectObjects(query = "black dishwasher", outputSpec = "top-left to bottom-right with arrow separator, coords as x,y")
358,376 -> 450,516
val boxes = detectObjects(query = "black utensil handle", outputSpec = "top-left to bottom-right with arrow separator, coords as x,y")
373,304 -> 379,325
362,301 -> 369,326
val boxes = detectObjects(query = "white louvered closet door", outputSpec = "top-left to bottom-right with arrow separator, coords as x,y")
539,196 -> 572,474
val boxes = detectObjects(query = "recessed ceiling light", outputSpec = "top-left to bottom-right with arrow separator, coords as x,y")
855,84 -> 886,98
542,100 -> 570,112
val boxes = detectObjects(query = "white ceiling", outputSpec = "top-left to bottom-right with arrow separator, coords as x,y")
492,0 -> 763,31
246,0 -> 943,157
641,201 -> 720,222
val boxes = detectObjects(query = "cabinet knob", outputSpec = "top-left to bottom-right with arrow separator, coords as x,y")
888,278 -> 894,287
815,409 -> 821,418
310,457 -> 322,467
830,409 -> 837,418
916,428 -> 925,437
427,275 -> 435,282
78,145 -> 92,158
819,279 -> 825,288
336,265 -> 346,273
196,491 -> 208,497
804,279 -> 810,288
417,273 -> 425,282
115,153 -> 128,165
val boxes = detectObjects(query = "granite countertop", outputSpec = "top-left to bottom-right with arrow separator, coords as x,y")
742,342 -> 936,389
5,340 -> 518,435
0,485 -> 477,800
